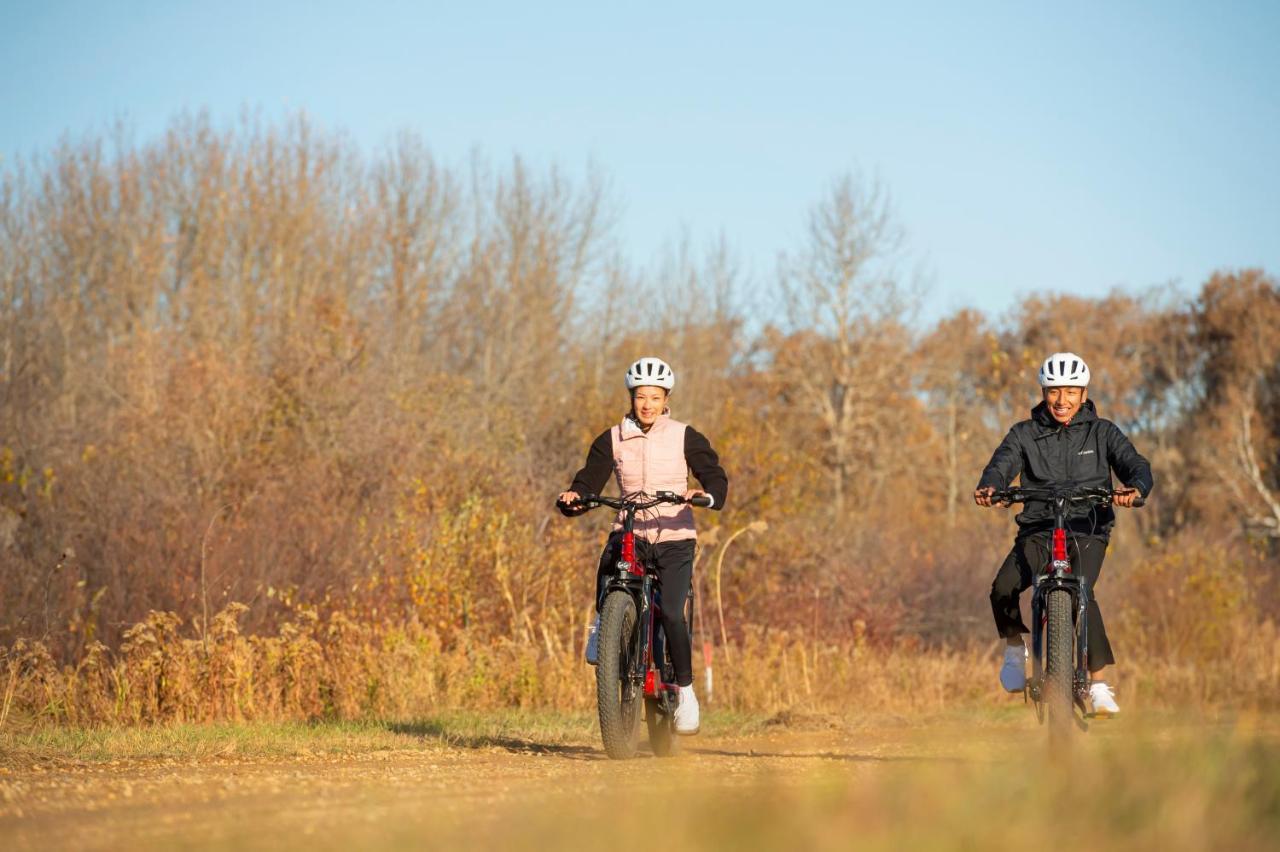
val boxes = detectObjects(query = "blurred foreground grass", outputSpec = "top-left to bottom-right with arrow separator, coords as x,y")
348,718 -> 1280,852
3,710 -> 1278,851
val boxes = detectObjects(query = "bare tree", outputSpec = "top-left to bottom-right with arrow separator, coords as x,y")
771,174 -> 915,516
370,131 -> 460,358
1192,271 -> 1280,538
918,310 -> 995,525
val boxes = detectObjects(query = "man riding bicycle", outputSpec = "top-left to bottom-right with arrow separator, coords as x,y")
557,357 -> 728,735
974,352 -> 1152,717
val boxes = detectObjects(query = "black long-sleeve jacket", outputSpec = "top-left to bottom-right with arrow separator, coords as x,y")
977,399 -> 1153,538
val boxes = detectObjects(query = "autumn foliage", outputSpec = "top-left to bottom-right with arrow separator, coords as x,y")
1,115 -> 1277,725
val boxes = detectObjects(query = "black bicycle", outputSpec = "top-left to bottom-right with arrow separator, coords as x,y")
990,485 -> 1143,743
562,490 -> 710,760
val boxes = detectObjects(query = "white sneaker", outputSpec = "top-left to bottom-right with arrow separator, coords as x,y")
1089,682 -> 1120,717
585,615 -> 600,665
999,644 -> 1028,692
673,685 -> 700,735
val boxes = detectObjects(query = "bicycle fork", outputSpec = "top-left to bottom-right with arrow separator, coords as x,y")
638,578 -> 680,715
631,575 -> 654,692
614,528 -> 679,716
1028,576 -> 1093,716
614,573 -> 668,704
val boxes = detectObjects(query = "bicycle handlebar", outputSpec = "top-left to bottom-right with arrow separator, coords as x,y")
989,485 -> 1145,508
560,491 -> 711,512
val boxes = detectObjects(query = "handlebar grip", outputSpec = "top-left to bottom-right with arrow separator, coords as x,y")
689,495 -> 713,508
1114,489 -> 1145,508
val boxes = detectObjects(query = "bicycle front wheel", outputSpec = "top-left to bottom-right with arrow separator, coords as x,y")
596,591 -> 641,759
1044,588 -> 1075,745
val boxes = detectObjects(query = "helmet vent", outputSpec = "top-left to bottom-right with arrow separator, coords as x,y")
1038,351 -> 1090,388
624,357 -> 676,390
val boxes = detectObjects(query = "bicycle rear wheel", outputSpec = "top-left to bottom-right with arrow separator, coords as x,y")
1044,588 -> 1075,745
645,696 -> 679,757
645,626 -> 680,758
596,591 -> 641,759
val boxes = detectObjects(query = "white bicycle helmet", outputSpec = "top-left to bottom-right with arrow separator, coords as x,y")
624,357 -> 676,390
1038,352 -> 1091,388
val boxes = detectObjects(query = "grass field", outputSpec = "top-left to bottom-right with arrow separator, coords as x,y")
3,708 -> 1277,851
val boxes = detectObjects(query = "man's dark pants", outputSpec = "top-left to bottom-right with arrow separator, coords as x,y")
991,532 -> 1115,672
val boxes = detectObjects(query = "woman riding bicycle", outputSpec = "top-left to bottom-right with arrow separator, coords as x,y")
556,357 -> 728,735
974,352 -> 1152,717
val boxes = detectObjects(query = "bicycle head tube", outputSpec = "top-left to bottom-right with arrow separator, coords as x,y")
1052,527 -> 1070,574
619,530 -> 643,577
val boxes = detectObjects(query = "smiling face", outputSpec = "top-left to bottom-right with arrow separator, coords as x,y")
1044,386 -> 1087,425
630,386 -> 669,427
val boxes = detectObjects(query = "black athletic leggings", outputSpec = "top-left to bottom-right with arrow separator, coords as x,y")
595,533 -> 695,687
990,532 -> 1115,672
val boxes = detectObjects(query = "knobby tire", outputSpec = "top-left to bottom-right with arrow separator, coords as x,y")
1045,588 -> 1075,746
597,591 -> 641,759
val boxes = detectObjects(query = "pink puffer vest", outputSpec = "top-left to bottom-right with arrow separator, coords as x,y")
611,413 -> 696,543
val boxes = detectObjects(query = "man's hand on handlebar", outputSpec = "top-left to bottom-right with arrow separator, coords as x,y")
1113,487 -> 1144,508
974,486 -> 1004,508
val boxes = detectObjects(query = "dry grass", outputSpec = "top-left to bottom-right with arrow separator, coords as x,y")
2,591 -> 1276,732
0,712 -> 587,767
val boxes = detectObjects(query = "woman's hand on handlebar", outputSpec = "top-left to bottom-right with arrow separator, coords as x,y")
557,491 -> 581,506
683,489 -> 710,506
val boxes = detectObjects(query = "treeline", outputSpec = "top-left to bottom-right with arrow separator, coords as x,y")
1,113 -> 1277,671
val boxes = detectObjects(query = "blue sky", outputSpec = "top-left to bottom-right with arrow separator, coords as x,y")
3,1 -> 1278,323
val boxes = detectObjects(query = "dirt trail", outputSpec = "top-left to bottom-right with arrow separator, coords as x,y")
3,721 -> 1017,850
